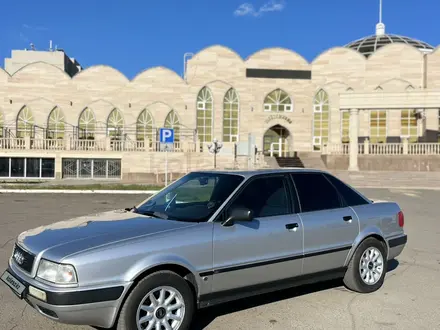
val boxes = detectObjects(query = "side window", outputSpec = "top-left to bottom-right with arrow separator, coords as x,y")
291,173 -> 343,212
324,174 -> 370,207
228,176 -> 290,218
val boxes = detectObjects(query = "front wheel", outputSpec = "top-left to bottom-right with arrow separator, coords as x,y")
343,237 -> 388,293
116,270 -> 195,330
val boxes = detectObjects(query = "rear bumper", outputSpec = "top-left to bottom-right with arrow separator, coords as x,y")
1,264 -> 130,328
387,234 -> 407,260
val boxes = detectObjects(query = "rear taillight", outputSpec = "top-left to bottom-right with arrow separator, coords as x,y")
398,210 -> 404,227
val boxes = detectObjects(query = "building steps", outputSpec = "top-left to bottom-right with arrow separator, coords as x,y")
275,156 -> 305,168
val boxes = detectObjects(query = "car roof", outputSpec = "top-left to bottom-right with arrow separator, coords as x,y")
195,168 -> 328,179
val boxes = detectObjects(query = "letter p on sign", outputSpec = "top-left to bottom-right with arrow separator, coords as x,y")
160,128 -> 174,144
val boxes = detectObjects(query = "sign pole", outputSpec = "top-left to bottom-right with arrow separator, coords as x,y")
165,147 -> 168,186
159,127 -> 174,187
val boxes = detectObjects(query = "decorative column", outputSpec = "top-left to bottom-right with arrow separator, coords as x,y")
363,138 -> 369,155
348,108 -> 359,171
402,137 -> 409,155
64,134 -> 71,151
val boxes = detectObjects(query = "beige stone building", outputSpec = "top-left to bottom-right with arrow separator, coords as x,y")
1,23 -> 440,182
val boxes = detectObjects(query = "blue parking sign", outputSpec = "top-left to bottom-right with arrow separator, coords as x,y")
159,128 -> 174,144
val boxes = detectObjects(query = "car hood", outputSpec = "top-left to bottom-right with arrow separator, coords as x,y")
16,209 -> 196,261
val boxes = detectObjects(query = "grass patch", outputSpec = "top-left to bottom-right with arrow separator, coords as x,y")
0,183 -> 164,191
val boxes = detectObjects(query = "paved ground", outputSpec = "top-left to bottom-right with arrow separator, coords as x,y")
0,189 -> 439,330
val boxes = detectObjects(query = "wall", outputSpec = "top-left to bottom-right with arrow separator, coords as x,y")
0,149 -> 238,182
0,42 -> 439,155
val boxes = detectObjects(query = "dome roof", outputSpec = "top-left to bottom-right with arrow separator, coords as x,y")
345,33 -> 434,57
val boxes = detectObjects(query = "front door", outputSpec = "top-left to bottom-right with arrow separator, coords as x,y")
211,174 -> 303,293
290,172 -> 360,275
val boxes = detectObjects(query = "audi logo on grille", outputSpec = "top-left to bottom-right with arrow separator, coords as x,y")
13,250 -> 25,265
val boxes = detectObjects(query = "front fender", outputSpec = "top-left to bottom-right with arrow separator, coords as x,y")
124,253 -> 204,292
344,226 -> 387,266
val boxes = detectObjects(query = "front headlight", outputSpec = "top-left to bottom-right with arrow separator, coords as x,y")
36,259 -> 78,284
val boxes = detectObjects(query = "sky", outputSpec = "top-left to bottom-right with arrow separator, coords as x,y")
0,0 -> 439,79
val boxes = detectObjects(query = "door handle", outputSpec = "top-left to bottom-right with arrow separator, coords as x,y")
285,223 -> 299,231
343,216 -> 353,222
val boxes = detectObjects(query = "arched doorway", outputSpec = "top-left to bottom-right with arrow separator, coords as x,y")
263,125 -> 291,157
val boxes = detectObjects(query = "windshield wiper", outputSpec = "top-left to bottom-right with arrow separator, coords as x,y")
136,210 -> 169,220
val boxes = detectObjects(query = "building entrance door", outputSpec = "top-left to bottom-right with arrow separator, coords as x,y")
263,125 -> 290,157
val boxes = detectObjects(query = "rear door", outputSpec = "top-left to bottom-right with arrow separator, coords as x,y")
290,172 -> 360,275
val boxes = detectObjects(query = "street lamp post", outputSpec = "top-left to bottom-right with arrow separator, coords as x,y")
208,138 -> 223,169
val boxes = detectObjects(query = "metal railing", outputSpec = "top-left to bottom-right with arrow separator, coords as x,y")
0,137 -> 201,153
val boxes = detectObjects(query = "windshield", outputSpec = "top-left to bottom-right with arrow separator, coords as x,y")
134,172 -> 245,222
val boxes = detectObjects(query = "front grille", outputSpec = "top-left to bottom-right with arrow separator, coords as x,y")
12,244 -> 35,273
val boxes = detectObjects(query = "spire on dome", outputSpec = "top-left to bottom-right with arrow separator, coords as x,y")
375,0 -> 385,35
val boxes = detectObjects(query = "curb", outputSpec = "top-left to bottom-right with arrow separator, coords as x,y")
0,189 -> 160,194
351,185 -> 440,191
354,186 -> 440,191
0,186 -> 440,194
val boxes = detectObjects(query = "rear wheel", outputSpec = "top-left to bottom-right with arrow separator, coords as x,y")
343,237 -> 388,293
116,270 -> 195,330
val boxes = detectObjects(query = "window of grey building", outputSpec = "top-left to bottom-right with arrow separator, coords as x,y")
0,157 -> 55,178
62,158 -> 121,179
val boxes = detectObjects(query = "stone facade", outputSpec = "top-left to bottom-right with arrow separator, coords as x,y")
1,42 -> 440,180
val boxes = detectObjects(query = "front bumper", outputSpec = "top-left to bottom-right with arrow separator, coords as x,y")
1,264 -> 130,328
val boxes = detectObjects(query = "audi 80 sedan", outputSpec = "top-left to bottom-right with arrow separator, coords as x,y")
1,169 -> 407,330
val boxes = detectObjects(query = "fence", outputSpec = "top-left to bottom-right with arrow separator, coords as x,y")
323,141 -> 440,155
0,137 -> 202,153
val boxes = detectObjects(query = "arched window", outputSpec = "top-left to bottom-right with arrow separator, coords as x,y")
136,109 -> 155,141
0,110 -> 3,138
47,107 -> 65,139
369,110 -> 387,143
107,108 -> 124,138
16,106 -> 34,138
164,110 -> 181,142
78,107 -> 96,139
312,89 -> 329,150
196,87 -> 213,143
264,89 -> 292,112
341,110 -> 350,143
401,109 -> 418,143
223,88 -> 239,142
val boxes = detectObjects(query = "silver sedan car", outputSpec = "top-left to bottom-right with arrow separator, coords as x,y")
1,169 -> 407,330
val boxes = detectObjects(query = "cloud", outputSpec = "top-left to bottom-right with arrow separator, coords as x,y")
259,0 -> 285,13
234,0 -> 285,17
22,23 -> 48,31
18,23 -> 49,46
234,3 -> 257,16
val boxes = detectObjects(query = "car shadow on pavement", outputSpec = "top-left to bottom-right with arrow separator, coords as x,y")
191,259 -> 400,330
92,260 -> 400,330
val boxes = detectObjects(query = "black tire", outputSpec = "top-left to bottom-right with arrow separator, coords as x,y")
343,237 -> 388,293
116,270 -> 195,330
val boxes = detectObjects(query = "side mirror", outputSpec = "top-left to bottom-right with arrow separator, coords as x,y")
222,207 -> 253,227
